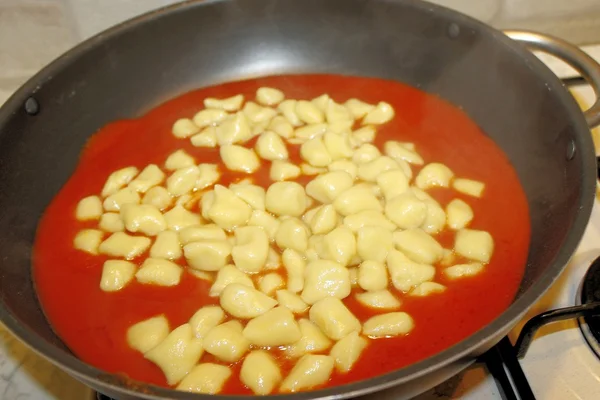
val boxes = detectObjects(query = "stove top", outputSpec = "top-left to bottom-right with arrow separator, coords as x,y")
1,10 -> 600,400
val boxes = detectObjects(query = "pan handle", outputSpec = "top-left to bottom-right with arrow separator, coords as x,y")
504,30 -> 600,128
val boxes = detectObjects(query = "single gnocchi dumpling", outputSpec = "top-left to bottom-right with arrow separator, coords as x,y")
384,141 -> 424,165
454,229 -> 494,263
306,204 -> 338,235
329,331 -> 368,373
100,260 -> 136,292
278,99 -> 302,126
352,143 -> 381,164
219,283 -> 278,319
309,297 -> 361,340
191,126 -> 218,148
256,131 -> 289,161
240,350 -> 282,395
75,196 -> 103,221
98,231 -> 151,260
328,159 -> 358,180
74,229 -> 104,255
275,217 -> 310,253
142,186 -> 172,211
453,178 -> 485,198
220,145 -> 260,173
352,126 -> 376,145
356,226 -> 393,263
243,101 -> 277,124
177,363 -> 232,394
101,166 -> 139,197
384,192 -> 427,229
166,166 -> 200,196
333,184 -> 382,216
205,185 -> 252,230
258,272 -> 285,295
270,160 -> 301,181
343,210 -> 396,232
128,164 -> 165,193
358,260 -> 388,291
285,318 -> 333,358
446,198 -> 474,230
257,87 -> 285,106
179,224 -> 226,245
392,228 -> 443,265
265,181 -> 307,217
127,315 -> 170,353
344,98 -> 375,119
165,150 -> 195,171
300,136 -> 332,167
204,94 -> 244,111
323,131 -> 353,160
163,205 -> 201,231
420,197 -> 446,234
232,226 -> 269,273
247,209 -> 281,241
183,239 -> 232,271
321,226 -> 356,267
362,101 -> 394,125
296,100 -> 325,124
268,115 -> 294,138
306,171 -> 354,204
189,305 -> 226,339
410,281 -> 447,296
209,264 -> 254,297
99,212 -> 125,232
172,118 -> 200,138
135,258 -> 183,286
243,307 -> 302,346
445,262 -> 485,279
387,249 -> 435,292
276,290 -> 309,314
301,260 -> 351,304
215,112 -> 252,145
355,290 -> 401,310
377,169 -> 409,200
357,156 -> 399,182
202,320 -> 249,362
144,323 -> 204,385
362,312 -> 415,338
280,354 -> 334,393
120,203 -> 167,236
195,163 -> 220,190
282,249 -> 306,293
193,108 -> 228,128
415,163 -> 454,189
103,187 -> 140,212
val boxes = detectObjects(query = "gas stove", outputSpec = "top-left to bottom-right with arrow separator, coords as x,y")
1,4 -> 600,400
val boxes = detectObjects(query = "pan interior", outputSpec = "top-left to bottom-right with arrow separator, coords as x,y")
0,0 -> 593,397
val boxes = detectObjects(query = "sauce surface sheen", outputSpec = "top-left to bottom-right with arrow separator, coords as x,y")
33,74 -> 530,393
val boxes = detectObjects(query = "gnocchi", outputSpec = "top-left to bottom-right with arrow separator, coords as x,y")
145,324 -> 204,385
71,87 -> 498,394
242,307 -> 302,346
240,351 -> 282,395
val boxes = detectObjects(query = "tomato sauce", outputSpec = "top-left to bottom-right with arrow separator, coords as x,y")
32,74 -> 530,393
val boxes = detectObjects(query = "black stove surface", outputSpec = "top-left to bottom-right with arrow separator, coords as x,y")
580,256 -> 600,356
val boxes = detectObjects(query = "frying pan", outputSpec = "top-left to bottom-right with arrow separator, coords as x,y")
1,0 -> 600,399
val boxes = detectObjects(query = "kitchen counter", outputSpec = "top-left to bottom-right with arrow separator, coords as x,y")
1,1 -> 600,399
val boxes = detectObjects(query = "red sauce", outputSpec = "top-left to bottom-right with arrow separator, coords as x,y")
32,74 -> 530,393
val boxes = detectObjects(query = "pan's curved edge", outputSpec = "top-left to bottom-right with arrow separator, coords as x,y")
0,0 -> 595,398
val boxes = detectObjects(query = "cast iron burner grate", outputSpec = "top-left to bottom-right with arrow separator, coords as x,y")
94,76 -> 599,400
